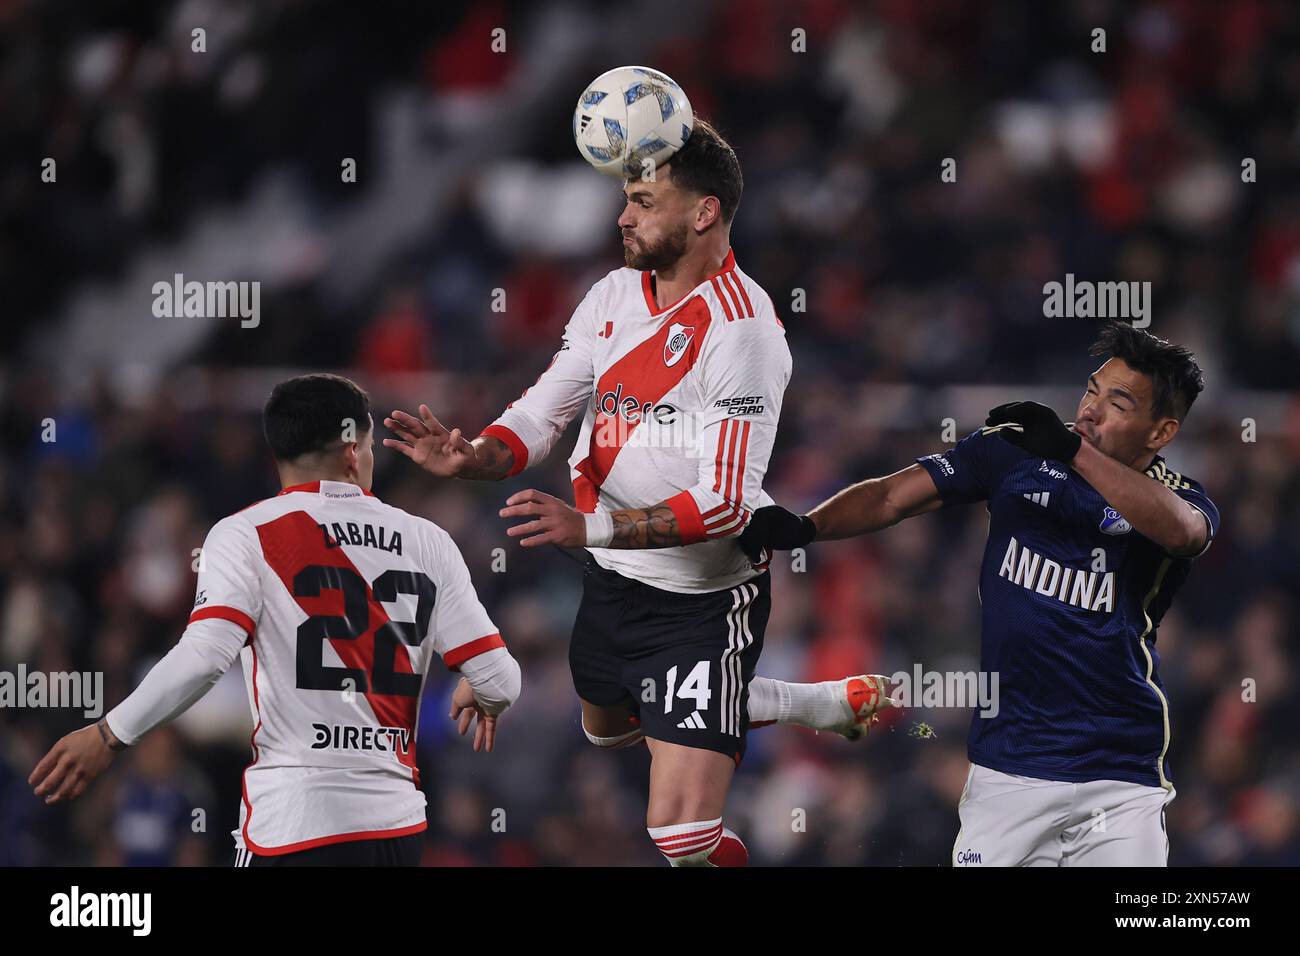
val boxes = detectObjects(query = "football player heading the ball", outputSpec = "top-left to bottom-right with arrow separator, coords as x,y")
740,322 -> 1220,867
385,86 -> 894,868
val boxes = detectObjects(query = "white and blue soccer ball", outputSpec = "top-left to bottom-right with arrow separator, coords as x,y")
573,66 -> 694,179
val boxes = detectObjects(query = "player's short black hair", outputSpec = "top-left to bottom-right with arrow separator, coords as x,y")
263,373 -> 371,461
666,118 -> 743,224
1088,322 -> 1204,422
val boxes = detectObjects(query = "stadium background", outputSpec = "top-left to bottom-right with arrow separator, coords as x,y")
2,0 -> 1298,866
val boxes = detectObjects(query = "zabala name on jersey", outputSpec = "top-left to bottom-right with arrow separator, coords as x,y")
318,521 -> 403,554
998,535 -> 1115,613
311,722 -> 414,755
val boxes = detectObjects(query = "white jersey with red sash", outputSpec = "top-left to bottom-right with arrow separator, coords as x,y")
483,249 -> 791,593
191,480 -> 501,854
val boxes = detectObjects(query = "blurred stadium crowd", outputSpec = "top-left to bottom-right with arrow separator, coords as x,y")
2,0 -> 1298,865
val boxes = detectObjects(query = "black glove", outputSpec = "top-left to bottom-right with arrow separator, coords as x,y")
738,505 -> 817,563
984,401 -> 1081,463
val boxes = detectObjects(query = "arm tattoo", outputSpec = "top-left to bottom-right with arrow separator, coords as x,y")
463,436 -> 515,481
609,505 -> 681,549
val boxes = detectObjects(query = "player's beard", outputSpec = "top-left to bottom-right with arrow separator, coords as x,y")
623,222 -> 689,271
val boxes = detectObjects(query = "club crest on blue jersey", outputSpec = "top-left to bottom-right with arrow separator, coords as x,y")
1099,507 -> 1132,535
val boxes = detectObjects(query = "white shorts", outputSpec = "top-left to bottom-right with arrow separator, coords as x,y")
952,763 -> 1175,867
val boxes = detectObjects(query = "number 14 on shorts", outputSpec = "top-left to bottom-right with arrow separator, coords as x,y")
665,661 -> 711,729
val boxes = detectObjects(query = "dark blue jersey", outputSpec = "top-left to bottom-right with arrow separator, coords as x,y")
917,430 -> 1220,789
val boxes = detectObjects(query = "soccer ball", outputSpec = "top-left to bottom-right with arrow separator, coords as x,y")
573,66 -> 694,179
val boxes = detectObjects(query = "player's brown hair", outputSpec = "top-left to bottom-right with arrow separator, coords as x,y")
667,118 -> 743,224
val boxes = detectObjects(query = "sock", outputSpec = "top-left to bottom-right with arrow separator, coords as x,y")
747,676 -> 842,730
648,819 -> 747,867
709,828 -> 749,866
746,675 -> 789,723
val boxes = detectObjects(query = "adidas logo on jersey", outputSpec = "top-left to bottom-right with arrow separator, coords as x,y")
1023,491 -> 1050,507
675,711 -> 707,730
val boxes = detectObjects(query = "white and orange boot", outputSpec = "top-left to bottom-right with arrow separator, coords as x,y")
827,674 -> 898,740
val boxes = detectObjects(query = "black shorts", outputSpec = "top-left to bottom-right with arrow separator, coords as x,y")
569,558 -> 769,762
233,832 -> 424,867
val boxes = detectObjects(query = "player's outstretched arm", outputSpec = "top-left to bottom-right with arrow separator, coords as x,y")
405,286 -> 600,483
498,471 -> 944,552
736,465 -> 943,562
497,442 -> 945,553
809,463 -> 945,539
29,617 -> 245,804
33,513 -> 264,805
384,405 -> 515,480
499,489 -> 686,549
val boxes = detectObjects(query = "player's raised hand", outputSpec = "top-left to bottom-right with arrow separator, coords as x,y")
29,722 -> 120,804
449,677 -> 497,753
500,489 -> 586,548
983,401 -> 1081,463
383,404 -> 477,477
